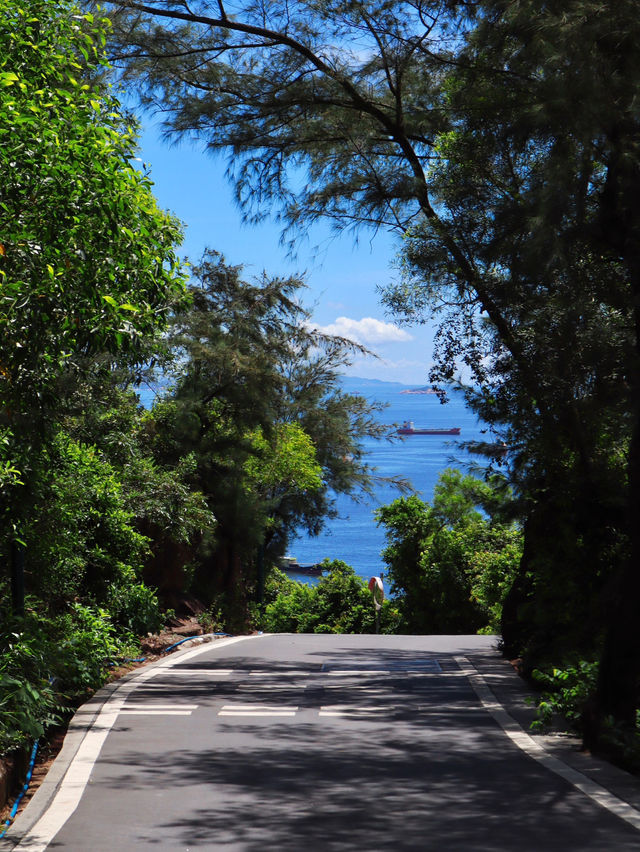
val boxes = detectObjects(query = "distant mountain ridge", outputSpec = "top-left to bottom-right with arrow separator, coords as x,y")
339,375 -> 411,391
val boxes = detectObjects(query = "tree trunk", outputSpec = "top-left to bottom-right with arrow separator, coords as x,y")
586,420 -> 640,748
588,252 -> 640,748
10,541 -> 25,617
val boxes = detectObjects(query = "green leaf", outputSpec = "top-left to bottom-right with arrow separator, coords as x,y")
0,71 -> 19,86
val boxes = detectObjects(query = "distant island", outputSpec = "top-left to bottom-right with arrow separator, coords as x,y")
400,386 -> 439,395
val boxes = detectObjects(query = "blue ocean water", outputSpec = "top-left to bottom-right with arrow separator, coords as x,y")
287,378 -> 488,584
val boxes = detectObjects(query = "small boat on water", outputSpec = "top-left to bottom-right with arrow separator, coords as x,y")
397,421 -> 461,436
277,556 -> 323,576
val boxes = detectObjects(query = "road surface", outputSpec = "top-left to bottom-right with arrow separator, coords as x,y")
4,633 -> 640,851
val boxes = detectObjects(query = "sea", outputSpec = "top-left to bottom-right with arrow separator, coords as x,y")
287,377 -> 489,585
139,377 -> 489,586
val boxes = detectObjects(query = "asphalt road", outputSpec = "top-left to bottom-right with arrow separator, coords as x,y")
5,633 -> 640,851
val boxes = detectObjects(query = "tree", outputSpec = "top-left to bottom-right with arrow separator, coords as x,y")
145,251 -> 392,619
107,0 -> 520,379
386,59 -> 632,671
385,0 -> 640,741
107,0 -> 640,742
376,470 -> 521,634
57,371 -> 216,609
244,423 -> 323,537
0,0 -> 185,415
0,0 -> 186,610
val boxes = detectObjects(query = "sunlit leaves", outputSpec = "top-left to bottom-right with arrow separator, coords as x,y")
0,0 -> 187,419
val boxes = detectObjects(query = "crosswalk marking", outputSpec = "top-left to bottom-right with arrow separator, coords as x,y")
120,703 -> 198,716
218,703 -> 298,717
248,670 -> 310,677
319,705 -> 390,717
327,670 -> 390,676
321,659 -> 442,674
120,710 -> 194,716
237,683 -> 309,690
123,704 -> 198,709
320,684 -> 387,691
124,661 -> 446,723
220,704 -> 299,710
173,668 -> 233,676
218,711 -> 297,717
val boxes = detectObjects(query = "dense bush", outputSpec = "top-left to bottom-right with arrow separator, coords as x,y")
532,660 -> 599,733
25,435 -> 151,609
0,597 -> 137,755
261,561 -> 399,634
376,471 -> 522,634
530,661 -> 640,771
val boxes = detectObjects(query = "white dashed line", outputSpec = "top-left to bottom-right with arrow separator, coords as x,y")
173,668 -> 233,676
319,705 -> 389,717
119,710 -> 194,716
218,704 -> 298,717
237,683 -> 309,690
320,684 -> 386,691
123,704 -> 197,710
248,670 -> 310,677
327,670 -> 390,676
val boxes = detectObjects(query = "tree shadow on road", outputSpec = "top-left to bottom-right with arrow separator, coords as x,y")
64,659 -> 640,852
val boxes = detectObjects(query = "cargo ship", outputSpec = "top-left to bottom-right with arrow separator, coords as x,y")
397,421 -> 461,436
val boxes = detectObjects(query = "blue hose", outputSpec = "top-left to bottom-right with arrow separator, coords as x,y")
0,739 -> 39,839
161,632 -> 231,655
108,632 -> 232,662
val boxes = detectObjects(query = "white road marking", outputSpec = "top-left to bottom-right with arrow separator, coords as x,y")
172,668 -> 233,676
218,711 -> 297,717
248,670 -> 310,677
123,704 -> 198,710
237,683 -> 309,690
403,671 -> 440,676
221,704 -> 299,709
319,705 -> 389,717
219,703 -> 298,710
218,703 -> 298,717
119,710 -> 194,716
455,656 -> 640,833
327,670 -> 390,676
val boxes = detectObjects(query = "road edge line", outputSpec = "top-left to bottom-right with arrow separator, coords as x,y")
455,655 -> 640,832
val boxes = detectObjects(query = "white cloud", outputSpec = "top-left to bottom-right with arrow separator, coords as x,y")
314,316 -> 412,346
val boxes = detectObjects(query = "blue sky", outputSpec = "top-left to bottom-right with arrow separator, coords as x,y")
136,121 -> 437,385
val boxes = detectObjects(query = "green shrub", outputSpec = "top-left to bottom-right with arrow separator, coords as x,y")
0,625 -> 61,754
528,660 -> 640,770
376,476 -> 522,634
107,580 -> 163,636
531,660 -> 599,732
54,603 -> 136,693
261,560 -> 397,634
0,599 -> 140,755
24,435 -> 150,609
